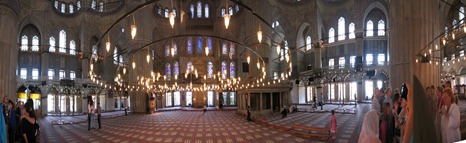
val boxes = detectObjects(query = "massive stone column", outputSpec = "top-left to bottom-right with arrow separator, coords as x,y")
389,0 -> 440,89
0,4 -> 18,99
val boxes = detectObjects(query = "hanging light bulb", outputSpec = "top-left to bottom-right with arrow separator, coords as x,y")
443,38 -> 446,45
452,33 -> 456,40
146,53 -> 150,63
90,64 -> 94,71
132,61 -> 136,69
463,24 -> 466,33
435,45 -> 438,50
286,53 -> 290,62
276,45 -> 281,55
123,67 -> 126,75
169,12 -> 175,28
257,60 -> 260,69
205,46 -> 209,56
131,24 -> 137,39
224,14 -> 230,29
106,37 -> 111,52
257,29 -> 262,44
247,55 -> 250,64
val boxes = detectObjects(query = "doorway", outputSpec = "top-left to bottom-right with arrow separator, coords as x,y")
272,92 -> 280,112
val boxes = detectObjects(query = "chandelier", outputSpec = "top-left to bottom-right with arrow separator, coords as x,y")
88,0 -> 293,93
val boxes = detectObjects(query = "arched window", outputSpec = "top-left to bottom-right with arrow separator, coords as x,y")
119,55 -> 123,66
222,43 -> 228,55
49,37 -> 56,52
445,26 -> 448,38
230,62 -> 235,78
69,40 -> 75,55
235,5 -> 239,12
285,41 -> 289,56
378,20 -> 385,36
328,28 -> 335,43
91,0 -> 96,10
32,35 -> 39,52
99,2 -> 103,12
21,35 -> 28,51
59,30 -> 66,53
92,46 -> 97,59
207,38 -> 212,54
77,1 -> 81,10
460,7 -> 465,25
166,63 -> 171,81
165,45 -> 170,57
190,4 -> 194,18
453,20 -> 457,29
174,61 -> 179,77
61,3 -> 66,13
69,4 -> 74,13
338,17 -> 345,41
187,37 -> 193,54
349,23 -> 355,39
221,8 -> 225,17
230,43 -> 235,55
172,43 -> 178,56
197,37 -> 203,54
207,62 -> 213,78
165,9 -> 169,18
229,6 -> 233,16
204,4 -> 209,18
366,20 -> 374,37
197,1 -> 202,18
221,61 -> 227,79
306,36 -> 312,50
54,1 -> 59,9
173,9 -> 177,18
113,48 -> 118,64
187,62 -> 193,72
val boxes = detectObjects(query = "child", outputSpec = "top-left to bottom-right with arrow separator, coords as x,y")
330,110 -> 337,139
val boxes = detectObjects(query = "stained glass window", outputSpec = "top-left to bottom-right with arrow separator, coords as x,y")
61,3 -> 65,13
221,61 -> 227,79
187,37 -> 193,54
49,37 -> 56,52
166,63 -> 171,81
328,28 -> 335,43
222,43 -> 228,55
230,62 -> 235,78
306,36 -> 311,50
208,38 -> 212,53
230,43 -> 235,55
91,0 -> 96,10
77,1 -> 81,10
197,37 -> 203,54
99,2 -> 103,12
229,6 -> 233,16
173,43 -> 178,55
349,23 -> 355,39
221,8 -> 225,17
366,20 -> 373,37
165,45 -> 170,57
21,35 -> 28,51
165,9 -> 169,18
235,5 -> 239,12
119,55 -> 123,66
197,1 -> 202,18
174,61 -> 179,77
207,62 -> 213,78
32,36 -> 39,51
187,62 -> 193,72
378,20 -> 385,36
460,7 -> 465,25
59,30 -> 66,53
338,17 -> 345,41
69,40 -> 75,55
190,4 -> 194,18
114,48 -> 118,64
69,4 -> 74,13
173,9 -> 177,18
204,4 -> 209,18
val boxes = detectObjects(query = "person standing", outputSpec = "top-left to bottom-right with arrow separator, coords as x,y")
88,99 -> 94,131
20,99 -> 38,143
7,100 -> 16,143
246,109 -> 252,122
358,110 -> 381,143
97,102 -> 102,129
441,89 -> 461,143
372,88 -> 381,117
0,100 -> 7,143
330,110 -> 337,139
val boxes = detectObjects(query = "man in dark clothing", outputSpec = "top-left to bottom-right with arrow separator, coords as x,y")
247,109 -> 252,122
21,99 -> 38,143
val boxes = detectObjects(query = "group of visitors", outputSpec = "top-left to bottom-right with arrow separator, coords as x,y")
88,98 -> 102,131
360,80 -> 461,143
0,96 -> 41,143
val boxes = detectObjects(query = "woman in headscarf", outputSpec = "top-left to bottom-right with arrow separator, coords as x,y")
358,110 -> 381,143
0,98 -> 7,143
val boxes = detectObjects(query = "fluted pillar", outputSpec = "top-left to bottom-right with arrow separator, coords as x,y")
389,0 -> 440,89
0,5 -> 18,99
